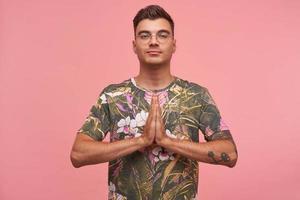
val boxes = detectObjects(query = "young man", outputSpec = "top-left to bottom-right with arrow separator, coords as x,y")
70,5 -> 238,200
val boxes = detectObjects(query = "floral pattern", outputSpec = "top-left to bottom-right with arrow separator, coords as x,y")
152,146 -> 175,162
77,76 -> 231,200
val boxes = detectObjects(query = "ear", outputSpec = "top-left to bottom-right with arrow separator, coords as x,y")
172,38 -> 176,53
132,40 -> 137,54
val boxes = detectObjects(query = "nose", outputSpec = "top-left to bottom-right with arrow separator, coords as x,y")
149,34 -> 159,45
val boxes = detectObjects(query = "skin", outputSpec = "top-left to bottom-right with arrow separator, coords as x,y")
132,18 -> 176,91
70,18 -> 238,168
145,95 -> 238,168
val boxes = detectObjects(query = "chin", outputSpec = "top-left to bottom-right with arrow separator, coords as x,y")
146,62 -> 165,66
145,58 -> 164,64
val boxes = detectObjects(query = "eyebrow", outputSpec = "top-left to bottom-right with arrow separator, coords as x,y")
137,29 -> 171,35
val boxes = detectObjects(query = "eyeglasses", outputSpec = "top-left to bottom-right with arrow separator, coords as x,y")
136,31 -> 172,44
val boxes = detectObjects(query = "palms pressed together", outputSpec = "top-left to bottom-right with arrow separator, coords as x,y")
142,94 -> 170,146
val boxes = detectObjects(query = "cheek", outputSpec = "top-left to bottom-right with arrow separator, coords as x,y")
136,49 -> 145,58
135,47 -> 147,60
163,46 -> 174,56
135,46 -> 145,54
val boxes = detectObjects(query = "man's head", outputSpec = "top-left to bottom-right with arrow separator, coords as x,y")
133,5 -> 174,37
132,5 -> 176,66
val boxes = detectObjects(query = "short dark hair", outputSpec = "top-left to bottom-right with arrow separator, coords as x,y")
133,5 -> 174,37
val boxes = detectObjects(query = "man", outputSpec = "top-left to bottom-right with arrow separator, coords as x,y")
70,4 -> 238,200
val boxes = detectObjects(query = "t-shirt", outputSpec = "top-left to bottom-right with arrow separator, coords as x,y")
77,76 -> 231,200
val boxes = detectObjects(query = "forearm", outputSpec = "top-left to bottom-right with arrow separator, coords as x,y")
71,135 -> 147,168
159,138 -> 238,167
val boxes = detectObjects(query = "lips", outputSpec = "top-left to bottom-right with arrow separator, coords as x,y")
146,50 -> 162,54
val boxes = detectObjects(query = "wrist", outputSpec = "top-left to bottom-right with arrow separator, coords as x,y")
156,136 -> 171,147
137,135 -> 152,148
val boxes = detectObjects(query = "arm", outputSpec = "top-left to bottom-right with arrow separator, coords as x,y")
70,95 -> 158,168
70,133 -> 148,168
155,89 -> 238,167
157,132 -> 238,168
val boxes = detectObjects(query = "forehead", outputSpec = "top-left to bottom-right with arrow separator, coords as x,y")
136,18 -> 172,33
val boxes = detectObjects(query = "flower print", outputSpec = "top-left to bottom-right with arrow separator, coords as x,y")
205,125 -> 214,137
144,91 -> 153,105
114,193 -> 127,200
117,116 -> 139,138
144,90 -> 169,107
109,181 -> 116,193
115,110 -> 149,139
166,129 -> 186,140
100,93 -> 107,104
152,146 -> 175,162
112,164 -> 121,177
157,90 -> 168,106
166,129 -> 177,139
135,110 -> 149,127
108,181 -> 127,200
117,116 -> 132,133
108,181 -> 116,200
125,92 -> 133,104
106,87 -> 131,98
116,103 -> 127,112
205,118 -> 229,137
106,91 -> 124,97
125,92 -> 134,109
169,84 -> 183,95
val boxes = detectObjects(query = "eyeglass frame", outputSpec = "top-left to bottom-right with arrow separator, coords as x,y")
135,29 -> 174,44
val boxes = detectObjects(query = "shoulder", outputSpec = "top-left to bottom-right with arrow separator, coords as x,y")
102,78 -> 131,92
98,78 -> 132,100
173,77 -> 207,95
174,77 -> 216,105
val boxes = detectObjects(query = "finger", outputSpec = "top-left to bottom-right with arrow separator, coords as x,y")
157,99 -> 161,115
156,97 -> 162,118
156,101 -> 165,128
148,95 -> 157,121
149,94 -> 156,112
153,95 -> 158,120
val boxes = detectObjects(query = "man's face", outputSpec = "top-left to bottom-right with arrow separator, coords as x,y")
132,18 -> 176,66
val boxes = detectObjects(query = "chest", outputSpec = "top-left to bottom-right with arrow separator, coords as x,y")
108,91 -> 201,142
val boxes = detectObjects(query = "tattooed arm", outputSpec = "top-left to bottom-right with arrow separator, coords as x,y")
155,88 -> 238,168
156,86 -> 238,168
157,130 -> 238,168
155,89 -> 238,167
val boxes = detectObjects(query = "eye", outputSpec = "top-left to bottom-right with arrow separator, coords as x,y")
158,32 -> 169,38
139,33 -> 150,39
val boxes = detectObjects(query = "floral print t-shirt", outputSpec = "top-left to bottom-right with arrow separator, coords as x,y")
77,76 -> 231,200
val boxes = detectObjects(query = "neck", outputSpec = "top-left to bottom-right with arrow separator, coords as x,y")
134,62 -> 174,91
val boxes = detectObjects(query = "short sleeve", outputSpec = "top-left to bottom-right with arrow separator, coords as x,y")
198,87 -> 232,142
77,89 -> 111,141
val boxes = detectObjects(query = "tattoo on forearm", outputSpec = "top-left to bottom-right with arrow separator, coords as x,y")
208,151 -> 218,163
208,151 -> 231,164
220,152 -> 230,162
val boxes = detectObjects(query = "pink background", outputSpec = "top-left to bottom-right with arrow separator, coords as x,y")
1,0 -> 300,199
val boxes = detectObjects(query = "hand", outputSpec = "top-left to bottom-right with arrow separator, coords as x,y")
154,96 -> 169,145
140,94 -> 158,146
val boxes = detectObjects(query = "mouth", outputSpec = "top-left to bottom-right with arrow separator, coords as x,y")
146,51 -> 162,55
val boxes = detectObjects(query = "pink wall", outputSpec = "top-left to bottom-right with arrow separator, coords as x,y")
1,0 -> 300,199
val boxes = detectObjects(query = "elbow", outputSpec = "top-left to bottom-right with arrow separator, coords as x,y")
227,152 -> 238,168
227,159 -> 237,168
226,139 -> 238,168
70,150 -> 83,168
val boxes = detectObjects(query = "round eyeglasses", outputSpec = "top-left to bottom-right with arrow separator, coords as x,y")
136,31 -> 172,44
